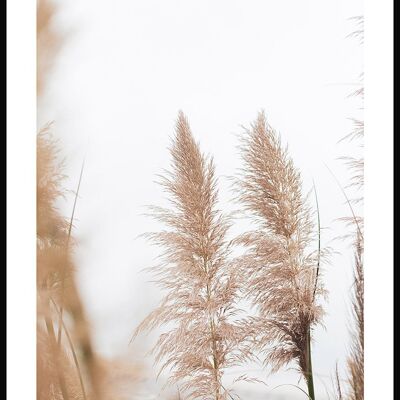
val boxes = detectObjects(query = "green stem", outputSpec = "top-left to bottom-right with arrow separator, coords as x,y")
312,182 -> 321,302
306,329 -> 316,400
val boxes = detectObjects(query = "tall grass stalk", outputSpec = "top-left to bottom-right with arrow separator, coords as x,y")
236,111 -> 327,400
133,112 -> 251,400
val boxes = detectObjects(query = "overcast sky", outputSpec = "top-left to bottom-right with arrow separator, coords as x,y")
39,1 -> 363,398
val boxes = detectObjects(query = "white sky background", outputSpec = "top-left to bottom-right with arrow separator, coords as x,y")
39,1 -> 364,398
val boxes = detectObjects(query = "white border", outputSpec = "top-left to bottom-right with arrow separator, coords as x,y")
364,0 -> 394,398
7,0 -> 36,398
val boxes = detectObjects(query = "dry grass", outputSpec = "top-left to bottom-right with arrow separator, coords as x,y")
37,127 -> 141,400
37,324 -> 85,400
37,127 -> 104,400
235,112 -> 327,399
133,112 -> 252,400
347,235 -> 364,400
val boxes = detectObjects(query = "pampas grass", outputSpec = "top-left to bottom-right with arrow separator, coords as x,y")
236,111 -> 326,400
347,234 -> 364,400
37,128 -> 82,400
37,128 -> 141,400
37,324 -> 86,400
37,127 -> 105,400
133,112 -> 251,400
